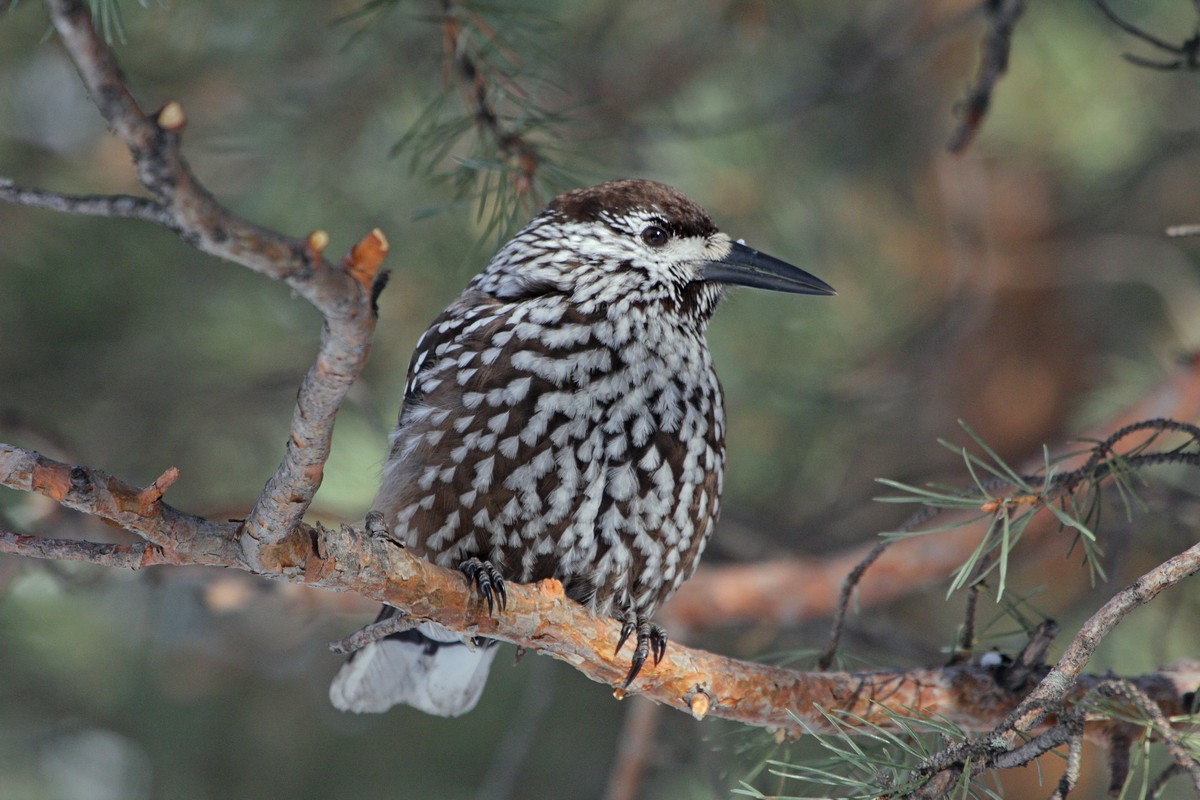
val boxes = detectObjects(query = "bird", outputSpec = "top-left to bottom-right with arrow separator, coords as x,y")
329,178 -> 834,716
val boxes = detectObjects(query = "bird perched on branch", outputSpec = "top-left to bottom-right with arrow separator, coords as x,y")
330,179 -> 834,716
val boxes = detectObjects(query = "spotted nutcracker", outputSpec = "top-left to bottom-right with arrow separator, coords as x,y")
330,179 -> 834,716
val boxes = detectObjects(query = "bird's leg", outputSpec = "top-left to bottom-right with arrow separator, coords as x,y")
458,557 -> 507,615
615,609 -> 668,687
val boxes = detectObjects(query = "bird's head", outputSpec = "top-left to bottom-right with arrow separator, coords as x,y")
474,179 -> 834,321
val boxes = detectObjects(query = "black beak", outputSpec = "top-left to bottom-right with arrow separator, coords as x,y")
699,241 -> 836,296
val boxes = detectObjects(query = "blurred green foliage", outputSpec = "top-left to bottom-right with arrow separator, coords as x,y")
3,1 -> 1200,798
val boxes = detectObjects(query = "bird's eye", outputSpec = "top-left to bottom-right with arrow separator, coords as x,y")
640,225 -> 669,248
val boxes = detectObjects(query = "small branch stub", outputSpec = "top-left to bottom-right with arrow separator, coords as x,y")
136,466 -> 180,514
343,228 -> 389,288
689,690 -> 711,720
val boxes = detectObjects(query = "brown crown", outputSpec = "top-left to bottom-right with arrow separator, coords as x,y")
548,179 -> 718,239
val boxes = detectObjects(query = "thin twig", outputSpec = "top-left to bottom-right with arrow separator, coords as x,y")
0,443 -> 236,561
817,538 -> 890,669
1093,0 -> 1188,53
328,609 -> 419,655
1093,0 -> 1200,71
1100,679 -> 1200,792
989,718 -> 1076,770
442,0 -> 540,197
0,530 -> 169,569
948,0 -> 1027,153
954,521 -> 1001,665
1149,763 -> 1188,799
22,0 -> 386,570
910,538 -> 1200,790
1048,723 -> 1083,800
0,181 -> 174,227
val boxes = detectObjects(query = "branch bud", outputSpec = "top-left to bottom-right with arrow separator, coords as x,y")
306,229 -> 330,256
156,101 -> 187,132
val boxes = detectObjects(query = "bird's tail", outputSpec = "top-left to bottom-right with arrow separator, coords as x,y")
329,610 -> 498,717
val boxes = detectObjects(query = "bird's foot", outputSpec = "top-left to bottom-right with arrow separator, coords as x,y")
615,609 -> 667,688
459,558 -> 507,615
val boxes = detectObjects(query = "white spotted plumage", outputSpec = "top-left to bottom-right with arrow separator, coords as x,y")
332,179 -> 832,717
374,219 -> 727,617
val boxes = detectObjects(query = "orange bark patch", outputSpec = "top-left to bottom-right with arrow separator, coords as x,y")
31,463 -> 71,501
342,228 -> 389,288
260,527 -> 315,572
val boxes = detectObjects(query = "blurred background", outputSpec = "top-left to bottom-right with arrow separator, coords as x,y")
3,1 -> 1200,798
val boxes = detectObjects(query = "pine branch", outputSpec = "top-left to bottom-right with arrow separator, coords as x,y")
906,540 -> 1200,793
668,355 -> 1200,631
2,0 -> 391,571
2,442 -> 1198,738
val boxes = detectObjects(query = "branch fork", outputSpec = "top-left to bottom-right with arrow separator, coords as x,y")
1,4 -> 1199,793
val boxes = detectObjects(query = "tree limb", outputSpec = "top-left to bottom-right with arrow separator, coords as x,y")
3,0 -> 390,571
2,1 -> 1197,772
2,441 -> 1198,738
906,539 -> 1200,791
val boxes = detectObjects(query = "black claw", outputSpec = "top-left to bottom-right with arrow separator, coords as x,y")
495,575 -> 508,612
480,579 -> 495,615
616,611 -> 669,688
650,625 -> 668,665
615,609 -> 636,655
458,558 -> 506,617
624,651 -> 647,688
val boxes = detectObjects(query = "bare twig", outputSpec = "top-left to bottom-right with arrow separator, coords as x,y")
1150,763 -> 1189,799
988,716 -> 1077,770
0,181 -> 174,227
1047,722 -> 1083,800
0,444 -> 237,562
11,0 -> 388,571
953,518 -> 1003,665
1099,679 -> 1200,792
948,0 -> 1027,153
1093,0 -> 1200,71
0,530 -> 170,570
328,605 -> 419,655
908,539 -> 1200,791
